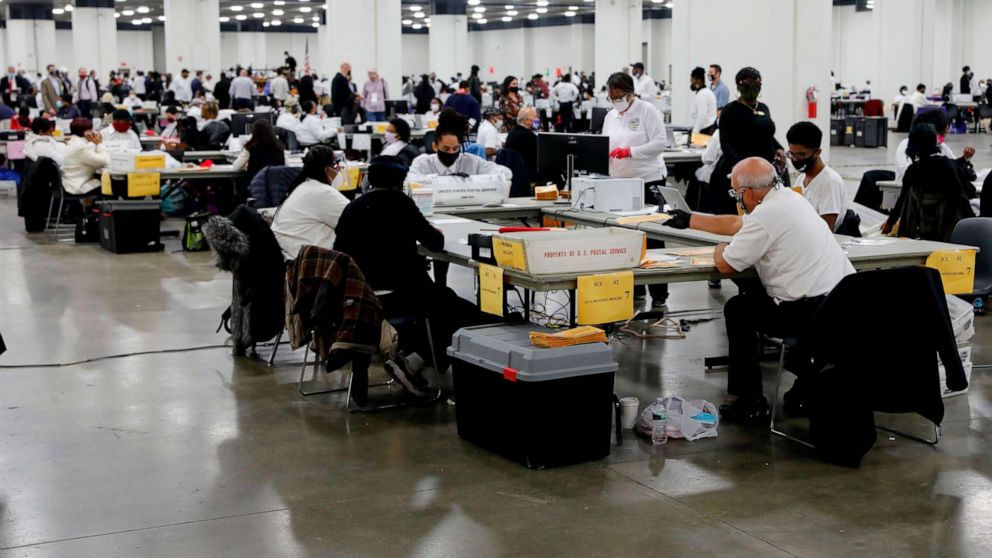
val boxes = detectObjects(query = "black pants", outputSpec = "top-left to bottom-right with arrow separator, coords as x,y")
557,101 -> 574,132
853,169 -> 895,213
634,178 -> 669,304
724,290 -> 825,399
233,97 -> 253,111
77,99 -> 92,119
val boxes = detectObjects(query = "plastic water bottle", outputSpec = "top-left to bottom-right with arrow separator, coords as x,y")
974,297 -> 986,316
651,398 -> 668,446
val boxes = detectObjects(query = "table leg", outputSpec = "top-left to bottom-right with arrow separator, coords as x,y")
568,290 -> 576,328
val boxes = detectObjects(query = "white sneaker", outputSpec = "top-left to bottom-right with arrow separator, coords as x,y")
384,360 -> 427,397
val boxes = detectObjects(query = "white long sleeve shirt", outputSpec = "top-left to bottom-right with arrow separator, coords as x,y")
690,87 -> 718,133
552,82 -> 580,103
271,179 -> 351,260
408,152 -> 513,183
294,114 -> 335,146
170,77 -> 193,102
276,112 -> 301,133
61,136 -> 109,195
271,76 -> 290,101
634,74 -> 657,99
99,126 -> 143,152
602,97 -> 667,182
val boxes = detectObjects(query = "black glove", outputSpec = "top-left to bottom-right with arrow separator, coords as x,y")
663,209 -> 692,229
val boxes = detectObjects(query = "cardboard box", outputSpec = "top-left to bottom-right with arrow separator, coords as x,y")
938,344 -> 972,398
0,180 -> 16,197
492,227 -> 644,275
946,295 -> 975,343
109,151 -> 167,174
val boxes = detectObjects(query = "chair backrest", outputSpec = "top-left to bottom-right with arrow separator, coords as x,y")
944,103 -> 959,119
864,99 -> 884,117
248,165 -> 302,208
423,130 -> 435,154
950,217 -> 992,295
979,103 -> 992,119
495,148 -> 531,198
285,130 -> 299,152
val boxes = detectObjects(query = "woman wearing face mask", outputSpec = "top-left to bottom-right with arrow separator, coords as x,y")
408,108 -> 512,181
708,66 -> 786,216
499,76 -> 524,131
380,118 -> 421,167
600,71 -> 670,310
271,145 -> 351,260
294,100 -> 335,147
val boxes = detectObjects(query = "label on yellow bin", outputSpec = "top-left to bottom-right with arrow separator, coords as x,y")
127,172 -> 161,198
926,249 -> 976,295
577,271 -> 634,325
479,263 -> 504,317
493,237 -> 528,272
100,170 -> 112,195
134,154 -> 167,170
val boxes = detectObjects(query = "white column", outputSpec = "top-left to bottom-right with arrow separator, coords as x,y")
594,0 -> 642,86
325,0 -> 402,98
5,2 -> 57,76
152,25 -> 166,73
164,0 -> 221,75
71,2 -> 118,80
672,0 -> 832,158
427,0 -> 468,83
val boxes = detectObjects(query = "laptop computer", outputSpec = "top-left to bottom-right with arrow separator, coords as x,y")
654,186 -> 692,213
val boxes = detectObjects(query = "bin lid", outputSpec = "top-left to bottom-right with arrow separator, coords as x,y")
447,324 -> 618,381
98,200 -> 162,212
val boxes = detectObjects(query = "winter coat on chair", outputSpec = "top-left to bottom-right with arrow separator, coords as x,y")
202,205 -> 287,356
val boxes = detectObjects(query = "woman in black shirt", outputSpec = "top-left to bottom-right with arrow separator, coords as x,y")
709,67 -> 786,215
334,156 -> 482,372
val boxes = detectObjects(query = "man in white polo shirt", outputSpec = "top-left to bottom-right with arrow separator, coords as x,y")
663,157 -> 855,423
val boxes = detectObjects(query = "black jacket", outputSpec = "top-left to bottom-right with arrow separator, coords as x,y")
202,206 -> 286,355
802,267 -> 966,465
200,120 -> 232,150
333,188 -> 443,292
394,143 -> 422,168
18,157 -> 59,232
214,78 -> 231,109
331,72 -> 351,115
504,125 -> 538,183
888,155 -> 975,241
710,100 -> 784,214
468,74 -> 483,104
0,75 -> 32,107
414,82 -> 435,114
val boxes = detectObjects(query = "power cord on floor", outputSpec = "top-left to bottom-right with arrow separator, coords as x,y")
0,343 -> 233,369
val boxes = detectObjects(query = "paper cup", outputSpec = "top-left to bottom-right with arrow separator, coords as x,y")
619,397 -> 640,429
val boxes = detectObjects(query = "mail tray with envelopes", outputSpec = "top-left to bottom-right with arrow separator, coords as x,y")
492,227 -> 644,275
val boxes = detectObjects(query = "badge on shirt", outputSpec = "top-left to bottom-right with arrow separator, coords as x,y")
628,117 -> 640,131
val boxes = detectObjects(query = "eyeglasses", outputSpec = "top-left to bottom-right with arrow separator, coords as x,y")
786,149 -> 817,160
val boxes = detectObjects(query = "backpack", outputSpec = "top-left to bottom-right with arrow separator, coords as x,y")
182,212 -> 211,252
160,182 -> 190,216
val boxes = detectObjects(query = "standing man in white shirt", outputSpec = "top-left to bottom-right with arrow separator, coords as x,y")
230,69 -> 256,110
689,67 -> 717,135
270,68 -> 290,104
601,72 -> 669,310
786,122 -> 849,232
662,157 -> 855,423
552,74 -> 581,132
170,69 -> 193,104
132,71 -> 147,100
630,62 -> 657,100
74,67 -> 98,119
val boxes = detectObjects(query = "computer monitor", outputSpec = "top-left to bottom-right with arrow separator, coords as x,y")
590,107 -> 609,134
230,112 -> 275,137
384,100 -> 409,119
537,132 -> 610,187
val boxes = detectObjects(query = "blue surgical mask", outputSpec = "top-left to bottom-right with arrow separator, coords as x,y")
531,118 -> 540,131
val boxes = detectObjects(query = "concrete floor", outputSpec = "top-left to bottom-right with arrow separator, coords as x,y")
1,131 -> 992,557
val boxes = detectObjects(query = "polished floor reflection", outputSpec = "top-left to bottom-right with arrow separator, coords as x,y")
1,134 -> 990,557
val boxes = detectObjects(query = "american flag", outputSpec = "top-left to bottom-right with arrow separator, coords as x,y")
303,38 -> 310,76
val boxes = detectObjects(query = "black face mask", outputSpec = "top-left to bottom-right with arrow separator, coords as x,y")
509,86 -> 519,93
437,150 -> 459,167
739,84 -> 761,102
792,157 -> 814,172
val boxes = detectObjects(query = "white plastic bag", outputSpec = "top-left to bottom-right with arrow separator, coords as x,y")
637,395 -> 719,441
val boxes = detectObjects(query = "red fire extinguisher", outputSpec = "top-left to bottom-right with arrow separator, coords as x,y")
806,86 -> 818,119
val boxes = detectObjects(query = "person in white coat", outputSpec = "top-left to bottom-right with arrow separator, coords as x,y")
601,71 -> 668,309
25,118 -> 66,165
689,67 -> 717,135
293,100 -> 335,147
631,62 -> 657,100
99,109 -> 142,152
61,118 -> 109,195
271,146 -> 350,260
408,109 -> 512,183
552,75 -> 581,132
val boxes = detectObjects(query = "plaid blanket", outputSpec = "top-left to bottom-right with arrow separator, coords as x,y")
286,246 -> 383,356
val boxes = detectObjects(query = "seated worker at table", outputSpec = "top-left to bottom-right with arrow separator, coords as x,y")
476,106 -> 503,159
122,89 -> 143,110
882,124 -> 975,241
894,108 -> 974,183
275,100 -> 301,134
785,122 -> 851,233
25,117 -> 65,165
334,155 -> 485,375
663,157 -> 854,423
196,102 -> 231,150
56,94 -> 81,120
380,118 -> 422,167
408,109 -> 512,181
99,109 -> 142,152
294,100 -> 335,147
503,106 -> 539,183
232,119 -> 286,182
61,117 -> 109,195
271,145 -> 350,260
9,107 -> 31,130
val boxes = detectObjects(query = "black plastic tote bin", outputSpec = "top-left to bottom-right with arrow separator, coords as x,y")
448,324 -> 618,469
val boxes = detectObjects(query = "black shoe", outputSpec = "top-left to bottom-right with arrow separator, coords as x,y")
719,397 -> 771,425
708,279 -> 722,289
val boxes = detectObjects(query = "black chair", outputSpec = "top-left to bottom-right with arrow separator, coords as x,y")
975,103 -> 992,134
496,148 -> 531,198
423,130 -> 435,154
950,217 -> 992,298
18,157 -> 57,232
45,164 -> 101,239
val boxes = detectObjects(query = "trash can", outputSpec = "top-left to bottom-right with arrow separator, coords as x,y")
98,200 -> 163,254
448,324 -> 618,469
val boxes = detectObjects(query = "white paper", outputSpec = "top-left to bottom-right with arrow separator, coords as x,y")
352,134 -> 372,151
370,92 -> 379,105
842,238 -> 898,247
337,132 -> 347,148
430,217 -> 471,224
643,250 -> 681,262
